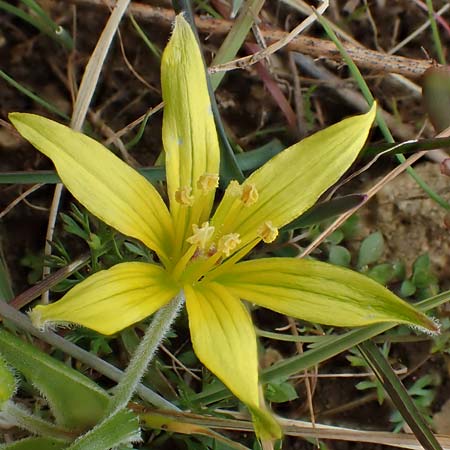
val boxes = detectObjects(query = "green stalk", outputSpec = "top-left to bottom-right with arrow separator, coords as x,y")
425,0 -> 446,65
315,13 -> 450,211
107,293 -> 185,415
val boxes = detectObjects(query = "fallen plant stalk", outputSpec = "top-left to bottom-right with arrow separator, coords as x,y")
73,0 -> 439,79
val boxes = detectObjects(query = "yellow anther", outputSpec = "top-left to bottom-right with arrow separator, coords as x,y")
175,186 -> 194,206
186,222 -> 215,250
227,180 -> 243,197
241,183 -> 258,206
258,221 -> 278,243
197,173 -> 219,194
218,233 -> 241,257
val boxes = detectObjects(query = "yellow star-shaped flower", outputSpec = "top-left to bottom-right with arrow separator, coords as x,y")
10,15 -> 436,439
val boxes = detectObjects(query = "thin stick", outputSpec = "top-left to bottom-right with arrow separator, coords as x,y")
72,0 -> 440,79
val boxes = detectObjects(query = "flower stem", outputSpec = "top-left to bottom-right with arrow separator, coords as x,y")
107,292 -> 185,415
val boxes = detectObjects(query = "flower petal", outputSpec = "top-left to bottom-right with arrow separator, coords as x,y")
184,282 -> 281,439
29,263 -> 179,335
216,258 -> 438,332
161,15 -> 220,254
212,104 -> 376,250
9,113 -> 174,264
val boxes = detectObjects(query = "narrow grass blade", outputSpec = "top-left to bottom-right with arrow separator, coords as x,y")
0,0 -> 72,49
358,340 -> 443,450
0,70 -> 69,120
0,146 -> 279,185
283,194 -> 366,230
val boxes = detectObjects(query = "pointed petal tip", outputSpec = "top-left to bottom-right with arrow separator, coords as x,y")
250,405 -> 282,440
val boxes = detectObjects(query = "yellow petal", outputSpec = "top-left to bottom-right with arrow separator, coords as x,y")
184,282 -> 281,438
29,263 -> 179,335
216,258 -> 438,332
212,104 -> 376,251
9,113 -> 174,264
161,15 -> 220,254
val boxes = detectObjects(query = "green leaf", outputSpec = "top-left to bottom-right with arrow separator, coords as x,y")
367,263 -> 396,285
0,329 -> 109,429
67,409 -> 140,450
328,245 -> 351,267
284,194 -> 365,231
400,279 -> 416,297
265,380 -> 298,403
412,254 -> 437,288
358,341 -> 443,450
0,437 -> 66,450
357,231 -> 384,268
0,356 -> 16,407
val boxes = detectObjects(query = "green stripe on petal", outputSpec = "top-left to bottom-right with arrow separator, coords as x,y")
29,262 -> 179,335
9,113 -> 174,264
161,15 -> 220,256
212,104 -> 376,251
216,257 -> 438,332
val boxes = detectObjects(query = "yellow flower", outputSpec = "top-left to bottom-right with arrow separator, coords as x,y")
10,15 -> 437,440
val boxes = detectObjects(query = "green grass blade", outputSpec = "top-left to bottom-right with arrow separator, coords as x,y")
0,248 -> 14,302
0,70 -> 69,120
129,13 -> 161,60
358,340 -> 442,450
209,0 -> 265,90
0,0 -> 73,49
425,0 -> 446,65
0,146 -> 280,185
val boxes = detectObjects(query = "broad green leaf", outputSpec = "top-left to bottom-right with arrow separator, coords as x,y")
0,329 -> 109,429
0,437 -> 66,450
0,356 -> 16,407
30,262 -> 179,335
9,113 -> 174,265
217,258 -> 438,332
184,282 -> 281,439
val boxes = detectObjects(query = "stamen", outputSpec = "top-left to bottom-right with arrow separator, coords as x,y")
197,173 -> 219,194
258,221 -> 278,243
241,183 -> 258,206
218,233 -> 241,257
186,222 -> 215,250
175,186 -> 194,206
227,180 -> 243,197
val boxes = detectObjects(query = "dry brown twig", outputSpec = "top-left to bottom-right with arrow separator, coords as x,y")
72,0 -> 440,79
